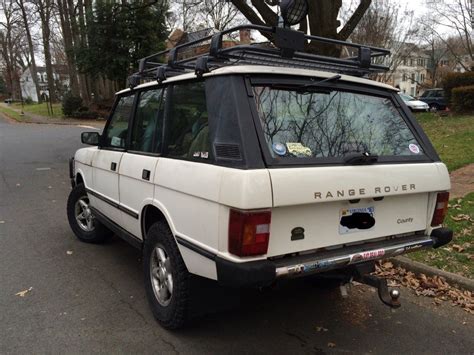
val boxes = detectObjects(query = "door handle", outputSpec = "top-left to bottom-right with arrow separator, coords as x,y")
142,169 -> 151,181
111,162 -> 117,171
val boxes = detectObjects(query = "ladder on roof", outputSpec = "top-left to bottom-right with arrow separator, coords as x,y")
129,24 -> 390,88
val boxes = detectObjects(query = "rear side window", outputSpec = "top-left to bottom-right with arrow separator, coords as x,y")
130,88 -> 164,153
103,95 -> 134,149
253,87 -> 424,161
166,82 -> 211,160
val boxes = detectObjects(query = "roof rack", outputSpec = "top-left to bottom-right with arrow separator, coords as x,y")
129,24 -> 390,87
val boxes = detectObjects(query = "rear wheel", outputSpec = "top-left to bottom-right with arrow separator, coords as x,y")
67,183 -> 112,243
143,221 -> 191,329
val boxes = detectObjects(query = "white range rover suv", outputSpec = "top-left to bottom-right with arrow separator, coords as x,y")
67,25 -> 453,329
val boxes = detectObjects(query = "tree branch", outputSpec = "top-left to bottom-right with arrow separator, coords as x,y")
338,0 -> 371,40
250,0 -> 278,26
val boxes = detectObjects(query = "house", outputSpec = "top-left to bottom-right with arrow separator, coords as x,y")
389,45 -> 430,97
20,65 -> 69,102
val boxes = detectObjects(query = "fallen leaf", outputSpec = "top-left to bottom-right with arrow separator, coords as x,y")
15,287 -> 33,297
0,221 -> 5,224
452,244 -> 465,253
328,342 -> 336,348
316,326 -> 328,332
66,250 -> 73,255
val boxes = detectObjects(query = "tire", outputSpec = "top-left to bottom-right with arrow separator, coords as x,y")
67,183 -> 112,243
429,104 -> 440,112
143,221 -> 190,329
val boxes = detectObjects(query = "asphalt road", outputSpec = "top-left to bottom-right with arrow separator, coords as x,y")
0,116 -> 472,354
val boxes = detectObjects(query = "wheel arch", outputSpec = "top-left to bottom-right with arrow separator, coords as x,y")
141,204 -> 174,241
75,172 -> 84,186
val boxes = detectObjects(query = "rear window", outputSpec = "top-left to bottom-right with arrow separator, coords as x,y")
253,86 -> 424,161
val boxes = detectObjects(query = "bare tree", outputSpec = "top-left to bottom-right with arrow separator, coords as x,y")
229,0 -> 372,55
16,0 -> 42,102
424,0 -> 473,71
0,0 -> 24,100
418,26 -> 450,88
32,0 -> 57,101
56,0 -> 81,97
171,0 -> 242,31
348,0 -> 420,83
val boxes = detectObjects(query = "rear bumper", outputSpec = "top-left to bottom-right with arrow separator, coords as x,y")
216,228 -> 452,288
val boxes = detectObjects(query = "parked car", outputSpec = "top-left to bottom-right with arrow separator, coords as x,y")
67,25 -> 453,329
419,89 -> 447,111
399,93 -> 429,112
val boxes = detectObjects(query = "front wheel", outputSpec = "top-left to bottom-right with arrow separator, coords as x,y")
143,221 -> 191,329
429,104 -> 440,112
67,183 -> 112,243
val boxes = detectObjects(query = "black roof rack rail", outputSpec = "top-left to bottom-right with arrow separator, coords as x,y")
129,24 -> 390,88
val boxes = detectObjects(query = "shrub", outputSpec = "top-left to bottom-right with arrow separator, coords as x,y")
443,72 -> 474,103
71,110 -> 99,119
451,85 -> 474,112
24,96 -> 33,105
62,92 -> 83,116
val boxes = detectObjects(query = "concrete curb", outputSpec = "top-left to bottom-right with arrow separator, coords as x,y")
391,256 -> 474,292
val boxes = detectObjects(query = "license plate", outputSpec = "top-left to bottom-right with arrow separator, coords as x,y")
339,206 -> 375,234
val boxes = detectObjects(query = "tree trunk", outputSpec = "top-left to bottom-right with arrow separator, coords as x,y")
67,0 -> 90,104
17,0 -> 42,103
57,0 -> 81,97
306,0 -> 343,56
37,0 -> 57,102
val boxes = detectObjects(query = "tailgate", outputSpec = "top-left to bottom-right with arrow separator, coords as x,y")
266,163 -> 450,257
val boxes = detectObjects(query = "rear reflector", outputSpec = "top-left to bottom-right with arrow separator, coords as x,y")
228,209 -> 271,257
431,192 -> 450,227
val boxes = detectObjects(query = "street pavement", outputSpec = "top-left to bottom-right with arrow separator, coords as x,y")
0,116 -> 472,354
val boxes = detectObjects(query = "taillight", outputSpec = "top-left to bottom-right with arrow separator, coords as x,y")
228,209 -> 271,257
431,192 -> 450,226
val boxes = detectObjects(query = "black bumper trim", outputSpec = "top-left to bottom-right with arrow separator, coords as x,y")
431,227 -> 453,248
215,256 -> 275,288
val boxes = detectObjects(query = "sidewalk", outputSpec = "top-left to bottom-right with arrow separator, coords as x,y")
0,103 -> 106,128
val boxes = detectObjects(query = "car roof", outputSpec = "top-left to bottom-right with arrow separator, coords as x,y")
116,65 -> 398,95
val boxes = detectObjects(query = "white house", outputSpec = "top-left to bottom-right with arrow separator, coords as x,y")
20,65 -> 69,102
390,46 -> 430,97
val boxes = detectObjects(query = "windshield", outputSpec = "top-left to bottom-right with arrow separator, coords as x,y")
253,86 -> 424,160
399,93 -> 415,101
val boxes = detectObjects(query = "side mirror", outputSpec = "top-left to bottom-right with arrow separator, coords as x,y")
81,132 -> 100,146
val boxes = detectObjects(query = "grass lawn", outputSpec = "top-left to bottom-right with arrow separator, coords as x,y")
0,104 -> 26,121
12,102 -> 64,119
415,112 -> 474,172
409,193 -> 474,279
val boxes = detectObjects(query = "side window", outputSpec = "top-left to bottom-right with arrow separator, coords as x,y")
103,95 -> 134,148
166,82 -> 210,160
130,88 -> 164,153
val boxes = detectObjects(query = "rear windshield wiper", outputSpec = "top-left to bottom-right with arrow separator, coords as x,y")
343,151 -> 378,165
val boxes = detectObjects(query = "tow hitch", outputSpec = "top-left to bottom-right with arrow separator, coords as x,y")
338,263 -> 401,309
358,274 -> 401,308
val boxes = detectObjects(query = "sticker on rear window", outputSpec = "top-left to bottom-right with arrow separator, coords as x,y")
409,144 -> 420,154
272,143 -> 287,156
286,143 -> 312,157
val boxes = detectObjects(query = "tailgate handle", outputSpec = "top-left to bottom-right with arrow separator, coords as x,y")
110,162 -> 117,171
